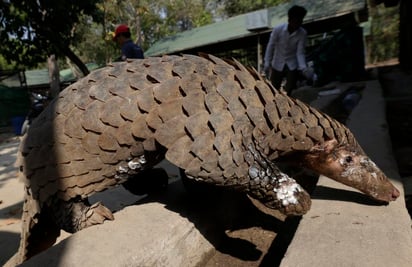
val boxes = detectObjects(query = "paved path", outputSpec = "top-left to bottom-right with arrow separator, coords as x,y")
0,134 -> 23,266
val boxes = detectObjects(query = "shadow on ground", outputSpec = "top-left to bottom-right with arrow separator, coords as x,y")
0,231 -> 20,266
312,186 -> 391,206
138,179 -> 300,266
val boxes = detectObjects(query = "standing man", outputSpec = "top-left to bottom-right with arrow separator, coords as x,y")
113,24 -> 144,61
264,5 -> 308,95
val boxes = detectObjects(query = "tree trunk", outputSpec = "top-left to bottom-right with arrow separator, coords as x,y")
66,58 -> 83,80
62,46 -> 90,76
135,15 -> 142,47
48,55 -> 60,98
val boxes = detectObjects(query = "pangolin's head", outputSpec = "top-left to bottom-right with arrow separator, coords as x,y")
303,139 -> 400,203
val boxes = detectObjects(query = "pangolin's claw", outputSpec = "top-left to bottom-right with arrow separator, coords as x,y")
85,202 -> 114,226
52,199 -> 113,233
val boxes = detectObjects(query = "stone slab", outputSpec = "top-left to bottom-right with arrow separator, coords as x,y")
20,201 -> 214,267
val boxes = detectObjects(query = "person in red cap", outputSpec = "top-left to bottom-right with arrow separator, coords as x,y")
113,24 -> 144,61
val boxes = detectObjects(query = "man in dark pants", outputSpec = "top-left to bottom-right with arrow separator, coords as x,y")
264,5 -> 308,95
113,24 -> 144,61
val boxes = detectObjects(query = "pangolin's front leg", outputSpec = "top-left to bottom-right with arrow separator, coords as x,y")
244,143 -> 311,216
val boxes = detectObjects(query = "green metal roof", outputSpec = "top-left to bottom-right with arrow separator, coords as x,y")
25,63 -> 101,87
1,63 -> 101,89
145,0 -> 367,56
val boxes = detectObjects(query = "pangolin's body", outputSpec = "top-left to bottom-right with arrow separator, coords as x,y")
11,54 -> 399,264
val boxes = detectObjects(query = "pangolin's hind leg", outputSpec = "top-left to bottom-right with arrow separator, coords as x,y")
25,208 -> 60,259
11,198 -> 113,264
245,144 -> 312,216
51,197 -> 114,233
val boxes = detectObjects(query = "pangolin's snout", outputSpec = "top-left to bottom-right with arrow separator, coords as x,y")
376,184 -> 400,203
390,187 -> 400,201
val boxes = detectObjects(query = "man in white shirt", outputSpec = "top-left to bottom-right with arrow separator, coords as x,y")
264,5 -> 308,95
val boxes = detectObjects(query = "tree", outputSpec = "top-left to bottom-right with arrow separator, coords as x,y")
367,2 -> 399,64
74,0 -> 215,64
217,0 -> 288,17
69,0 -> 293,65
112,0 -> 214,48
399,0 -> 412,69
0,0 -> 103,75
0,55 -> 16,71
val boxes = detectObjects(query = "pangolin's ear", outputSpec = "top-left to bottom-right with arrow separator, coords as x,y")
309,139 -> 338,154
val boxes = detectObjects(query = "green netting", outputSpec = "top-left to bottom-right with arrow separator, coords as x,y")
0,85 -> 30,126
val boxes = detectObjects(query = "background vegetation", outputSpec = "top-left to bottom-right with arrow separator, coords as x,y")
0,0 -> 400,73
366,1 -> 399,64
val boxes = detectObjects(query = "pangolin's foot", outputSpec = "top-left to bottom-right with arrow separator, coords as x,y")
52,198 -> 114,233
248,170 -> 312,216
268,177 -> 312,216
246,143 -> 312,216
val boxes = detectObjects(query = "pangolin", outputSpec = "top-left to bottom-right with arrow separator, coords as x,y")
10,54 -> 399,264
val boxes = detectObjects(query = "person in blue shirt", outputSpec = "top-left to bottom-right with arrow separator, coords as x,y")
264,5 -> 309,95
113,24 -> 144,61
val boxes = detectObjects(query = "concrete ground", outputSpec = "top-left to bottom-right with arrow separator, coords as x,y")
1,72 -> 412,266
0,133 -> 23,266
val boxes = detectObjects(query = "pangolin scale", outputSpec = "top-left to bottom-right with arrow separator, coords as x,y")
10,54 -> 399,264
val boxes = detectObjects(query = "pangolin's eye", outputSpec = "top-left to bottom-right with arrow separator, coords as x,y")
345,156 -> 353,163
